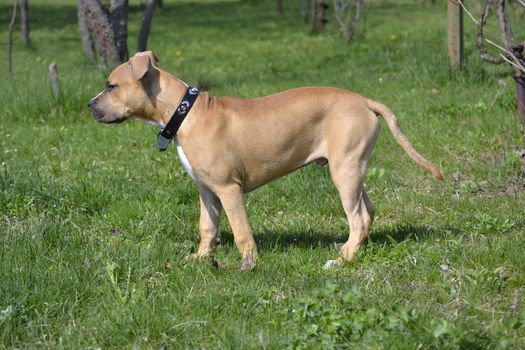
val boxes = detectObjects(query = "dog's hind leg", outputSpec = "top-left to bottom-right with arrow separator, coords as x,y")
324,109 -> 379,264
194,185 -> 223,257
329,159 -> 373,261
363,189 -> 375,226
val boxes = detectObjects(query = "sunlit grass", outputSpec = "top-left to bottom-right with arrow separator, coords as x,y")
0,0 -> 524,348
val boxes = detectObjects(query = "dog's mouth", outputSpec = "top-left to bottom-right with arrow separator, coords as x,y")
105,117 -> 125,124
90,108 -> 125,124
90,108 -> 104,120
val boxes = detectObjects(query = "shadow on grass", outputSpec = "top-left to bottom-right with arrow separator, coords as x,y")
217,228 -> 346,250
0,0 -> 281,37
0,5 -> 78,32
368,224 -> 462,245
216,223 -> 462,251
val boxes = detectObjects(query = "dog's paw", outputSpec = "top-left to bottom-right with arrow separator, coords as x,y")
184,253 -> 199,261
184,252 -> 208,261
240,255 -> 256,272
185,254 -> 221,269
334,242 -> 344,252
323,259 -> 340,269
209,255 -> 220,269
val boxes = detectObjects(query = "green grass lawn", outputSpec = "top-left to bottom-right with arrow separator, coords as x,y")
1,0 -> 524,348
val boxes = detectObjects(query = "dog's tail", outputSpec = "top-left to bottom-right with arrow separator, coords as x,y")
366,99 -> 444,181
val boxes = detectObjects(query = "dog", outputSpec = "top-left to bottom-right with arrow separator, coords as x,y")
88,51 -> 444,271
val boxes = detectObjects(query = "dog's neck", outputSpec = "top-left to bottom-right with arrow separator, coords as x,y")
152,73 -> 195,128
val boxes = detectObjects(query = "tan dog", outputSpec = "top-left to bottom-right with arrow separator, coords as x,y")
88,51 -> 444,271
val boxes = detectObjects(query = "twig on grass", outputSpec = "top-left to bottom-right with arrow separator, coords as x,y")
49,63 -> 61,98
442,147 -> 484,165
171,320 -> 208,329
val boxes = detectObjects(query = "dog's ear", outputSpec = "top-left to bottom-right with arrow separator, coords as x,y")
129,55 -> 152,81
137,50 -> 160,64
129,51 -> 160,80
148,51 -> 160,64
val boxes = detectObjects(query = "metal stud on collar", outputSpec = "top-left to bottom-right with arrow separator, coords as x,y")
156,133 -> 171,152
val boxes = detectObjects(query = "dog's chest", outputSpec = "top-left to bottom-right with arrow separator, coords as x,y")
174,138 -> 197,181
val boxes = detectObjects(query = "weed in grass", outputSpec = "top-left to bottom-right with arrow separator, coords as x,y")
465,212 -> 516,236
286,281 -> 498,349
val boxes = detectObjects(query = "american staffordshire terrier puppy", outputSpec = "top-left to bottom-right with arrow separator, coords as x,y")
88,51 -> 443,271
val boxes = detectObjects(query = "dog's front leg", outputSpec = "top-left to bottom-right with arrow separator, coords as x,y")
194,185 -> 222,257
215,185 -> 258,271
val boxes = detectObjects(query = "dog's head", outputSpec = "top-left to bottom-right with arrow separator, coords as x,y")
88,51 -> 161,124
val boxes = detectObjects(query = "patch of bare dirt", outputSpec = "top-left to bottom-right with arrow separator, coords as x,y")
452,149 -> 525,197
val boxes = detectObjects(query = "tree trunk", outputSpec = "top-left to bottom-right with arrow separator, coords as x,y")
515,76 -> 525,125
110,0 -> 128,62
300,0 -> 309,23
447,0 -> 464,70
310,0 -> 317,32
19,0 -> 30,46
277,0 -> 284,14
318,0 -> 328,32
8,0 -> 17,76
79,0 -> 120,67
78,0 -> 96,62
332,0 -> 365,42
137,0 -> 156,52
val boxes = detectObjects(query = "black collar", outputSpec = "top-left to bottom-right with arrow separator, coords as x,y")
156,86 -> 199,151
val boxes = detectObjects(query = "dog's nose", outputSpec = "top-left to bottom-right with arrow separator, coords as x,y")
87,99 -> 95,108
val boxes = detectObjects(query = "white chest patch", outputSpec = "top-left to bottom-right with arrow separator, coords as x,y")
175,138 -> 197,181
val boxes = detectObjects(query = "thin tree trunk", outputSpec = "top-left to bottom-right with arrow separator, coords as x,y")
154,0 -> 162,8
78,0 -> 96,62
137,0 -> 156,52
20,0 -> 30,46
81,0 -> 120,67
110,0 -> 129,62
8,0 -> 17,76
277,0 -> 284,14
447,0 -> 464,70
332,0 -> 365,42
516,76 -> 525,124
310,0 -> 317,32
300,0 -> 309,23
318,0 -> 328,32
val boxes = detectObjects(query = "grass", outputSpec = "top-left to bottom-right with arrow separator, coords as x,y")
1,0 -> 524,348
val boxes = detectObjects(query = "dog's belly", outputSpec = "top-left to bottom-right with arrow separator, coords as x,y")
238,141 -> 327,192
179,130 -> 328,192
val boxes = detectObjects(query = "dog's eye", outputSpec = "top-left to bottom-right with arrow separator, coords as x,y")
106,82 -> 118,92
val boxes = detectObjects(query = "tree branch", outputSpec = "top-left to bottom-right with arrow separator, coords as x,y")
476,0 -> 505,64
